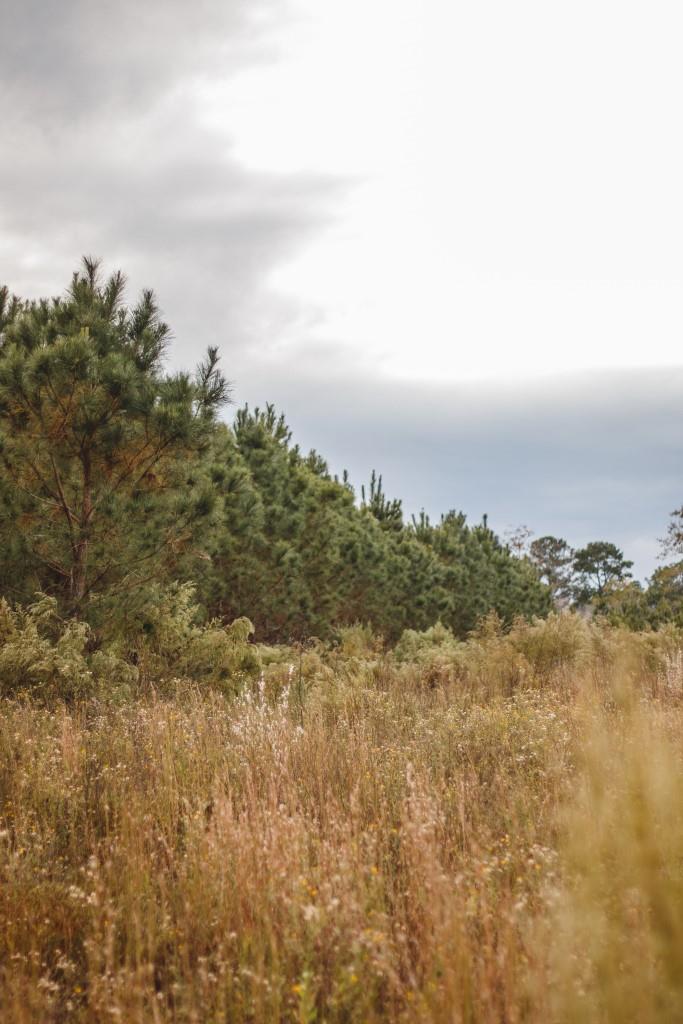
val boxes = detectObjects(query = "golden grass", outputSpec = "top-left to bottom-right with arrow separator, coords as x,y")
0,616 -> 682,1022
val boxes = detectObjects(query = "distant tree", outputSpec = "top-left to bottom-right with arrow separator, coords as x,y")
572,541 -> 633,604
612,509 -> 683,628
644,561 -> 683,626
0,258 -> 229,613
663,507 -> 683,558
504,524 -> 534,557
529,535 -> 575,605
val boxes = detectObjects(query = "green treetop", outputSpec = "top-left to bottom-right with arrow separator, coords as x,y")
0,258 -> 229,613
572,541 -> 633,605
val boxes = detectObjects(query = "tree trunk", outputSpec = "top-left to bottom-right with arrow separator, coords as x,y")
71,450 -> 92,606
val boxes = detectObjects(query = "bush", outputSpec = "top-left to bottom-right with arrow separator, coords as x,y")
130,583 -> 261,695
334,623 -> 382,659
0,595 -> 135,701
0,585 -> 261,702
393,620 -> 458,663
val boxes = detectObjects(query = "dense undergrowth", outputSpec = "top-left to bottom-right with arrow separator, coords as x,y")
1,611 -> 683,1022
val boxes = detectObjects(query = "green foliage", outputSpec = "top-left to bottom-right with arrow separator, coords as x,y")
646,562 -> 683,626
572,541 -> 633,603
0,595 -> 135,700
334,623 -> 380,658
0,586 -> 259,702
0,259 -> 228,613
526,523 -> 683,629
131,583 -> 260,695
197,406 -> 551,642
593,564 -> 683,632
412,511 -> 552,635
361,470 -> 403,532
392,610 -> 683,698
0,258 -> 600,664
393,620 -> 458,664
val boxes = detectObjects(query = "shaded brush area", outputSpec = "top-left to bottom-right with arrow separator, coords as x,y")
0,585 -> 259,702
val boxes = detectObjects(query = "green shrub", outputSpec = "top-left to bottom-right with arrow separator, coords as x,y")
0,595 -> 135,700
393,620 -> 458,663
334,623 -> 382,659
132,582 -> 261,694
0,585 -> 261,702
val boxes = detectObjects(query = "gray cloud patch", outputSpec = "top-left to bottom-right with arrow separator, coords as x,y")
1,0 -> 343,360
1,0 -> 276,118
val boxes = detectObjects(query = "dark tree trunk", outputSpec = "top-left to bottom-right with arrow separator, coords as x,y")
71,450 -> 92,606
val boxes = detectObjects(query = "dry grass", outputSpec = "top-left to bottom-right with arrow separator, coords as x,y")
0,615 -> 682,1022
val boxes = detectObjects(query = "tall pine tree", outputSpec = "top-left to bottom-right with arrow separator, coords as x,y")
0,259 -> 228,613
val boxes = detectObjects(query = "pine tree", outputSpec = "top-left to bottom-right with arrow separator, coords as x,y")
0,259 -> 229,613
361,471 -> 404,532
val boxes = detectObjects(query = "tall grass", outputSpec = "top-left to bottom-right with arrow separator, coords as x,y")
0,613 -> 682,1022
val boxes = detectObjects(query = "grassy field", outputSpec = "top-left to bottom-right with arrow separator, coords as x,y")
1,614 -> 683,1022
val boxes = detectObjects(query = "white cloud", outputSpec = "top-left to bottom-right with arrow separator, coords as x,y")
210,0 -> 683,381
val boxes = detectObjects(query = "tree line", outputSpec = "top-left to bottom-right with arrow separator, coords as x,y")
0,260 -> 680,645
512,526 -> 683,629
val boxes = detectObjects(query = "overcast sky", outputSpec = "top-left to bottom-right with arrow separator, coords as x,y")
2,0 -> 682,577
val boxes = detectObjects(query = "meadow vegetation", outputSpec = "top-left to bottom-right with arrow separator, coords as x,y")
1,612 -> 683,1022
2,262 -> 683,1021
